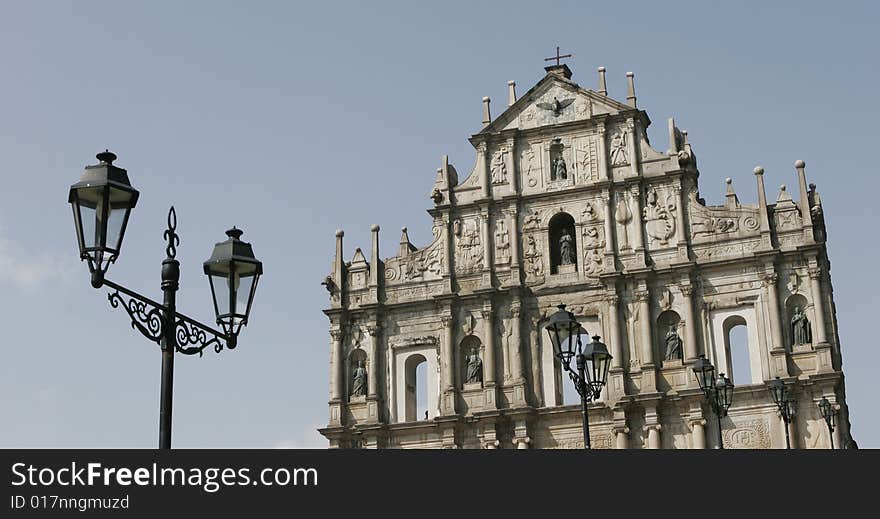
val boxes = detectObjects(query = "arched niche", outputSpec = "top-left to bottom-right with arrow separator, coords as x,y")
656,310 -> 683,365
548,212 -> 577,274
785,293 -> 812,349
348,348 -> 368,399
459,335 -> 483,388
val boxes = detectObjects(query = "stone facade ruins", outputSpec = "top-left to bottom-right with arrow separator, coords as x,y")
319,63 -> 856,449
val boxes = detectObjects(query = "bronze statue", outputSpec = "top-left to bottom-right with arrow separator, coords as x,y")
351,360 -> 367,396
553,156 -> 567,180
559,229 -> 576,265
465,347 -> 483,384
664,325 -> 683,361
791,306 -> 812,345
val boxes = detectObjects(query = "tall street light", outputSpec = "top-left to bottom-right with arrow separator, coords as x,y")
691,354 -> 734,449
68,151 -> 264,449
768,376 -> 797,449
818,397 -> 837,449
544,304 -> 612,449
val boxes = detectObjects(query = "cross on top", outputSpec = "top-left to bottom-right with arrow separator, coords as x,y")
544,46 -> 572,66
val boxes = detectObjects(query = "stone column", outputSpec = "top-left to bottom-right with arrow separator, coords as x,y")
510,303 -> 524,383
646,424 -> 661,449
529,316 -> 543,407
763,271 -> 789,377
614,426 -> 629,449
478,142 -> 490,199
690,418 -> 707,449
630,185 -> 645,252
508,210 -> 521,273
626,118 -> 639,178
597,122 -> 610,180
680,284 -> 699,361
808,266 -> 828,345
515,437 -> 531,449
482,308 -> 497,387
602,192 -> 615,255
506,137 -> 518,193
366,324 -> 381,397
607,293 -> 623,369
330,328 -> 345,401
763,272 -> 785,352
636,288 -> 653,367
481,211 -> 491,272
674,184 -> 687,259
441,315 -> 456,415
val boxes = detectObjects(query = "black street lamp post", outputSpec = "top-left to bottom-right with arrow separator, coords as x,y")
768,376 -> 797,449
818,397 -> 837,449
68,151 -> 263,449
691,354 -> 734,449
544,304 -> 612,449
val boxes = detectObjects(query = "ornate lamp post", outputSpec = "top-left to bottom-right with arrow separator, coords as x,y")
768,376 -> 797,449
68,151 -> 263,449
691,354 -> 734,449
818,397 -> 837,449
544,304 -> 612,449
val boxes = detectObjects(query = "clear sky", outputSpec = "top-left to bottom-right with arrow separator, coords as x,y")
1,1 -> 878,448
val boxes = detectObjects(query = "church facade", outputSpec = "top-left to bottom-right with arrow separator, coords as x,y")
319,62 -> 856,449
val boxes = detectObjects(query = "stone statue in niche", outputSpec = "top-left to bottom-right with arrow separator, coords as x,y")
610,131 -> 628,166
664,325 -> 683,361
559,229 -> 576,265
491,150 -> 507,184
552,156 -> 568,181
351,360 -> 367,396
791,306 -> 812,345
465,347 -> 483,384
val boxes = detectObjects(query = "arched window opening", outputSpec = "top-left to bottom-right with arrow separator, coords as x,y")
404,354 -> 427,422
549,212 -> 577,274
723,316 -> 750,385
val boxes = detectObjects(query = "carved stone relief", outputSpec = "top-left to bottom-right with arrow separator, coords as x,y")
495,219 -> 510,265
491,148 -> 508,184
455,218 -> 484,274
523,234 -> 545,281
609,130 -> 628,166
520,145 -> 539,188
642,186 -> 677,246
582,225 -> 605,278
615,191 -> 634,250
722,418 -> 771,449
576,137 -> 598,182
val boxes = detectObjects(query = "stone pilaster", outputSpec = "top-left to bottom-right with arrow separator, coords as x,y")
626,117 -> 639,178
482,307 -> 497,408
689,418 -> 707,449
597,121 -> 610,181
762,271 -> 791,377
440,314 -> 456,415
674,184 -> 688,260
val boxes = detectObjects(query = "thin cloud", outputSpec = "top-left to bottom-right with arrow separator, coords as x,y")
0,226 -> 78,290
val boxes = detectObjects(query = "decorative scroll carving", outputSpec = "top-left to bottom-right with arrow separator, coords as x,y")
392,336 -> 439,350
384,228 -> 445,284
693,240 -> 760,260
642,186 -> 676,246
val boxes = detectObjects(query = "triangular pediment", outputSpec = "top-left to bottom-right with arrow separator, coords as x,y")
479,73 -> 635,135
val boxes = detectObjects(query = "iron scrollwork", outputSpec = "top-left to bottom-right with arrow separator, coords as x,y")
108,290 -> 166,345
175,317 -> 226,357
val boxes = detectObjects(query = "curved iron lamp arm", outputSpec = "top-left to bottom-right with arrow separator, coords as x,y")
102,277 -> 234,355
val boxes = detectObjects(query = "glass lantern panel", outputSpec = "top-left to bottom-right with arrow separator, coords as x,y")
211,273 -> 231,317
233,274 -> 254,318
106,205 -> 128,252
